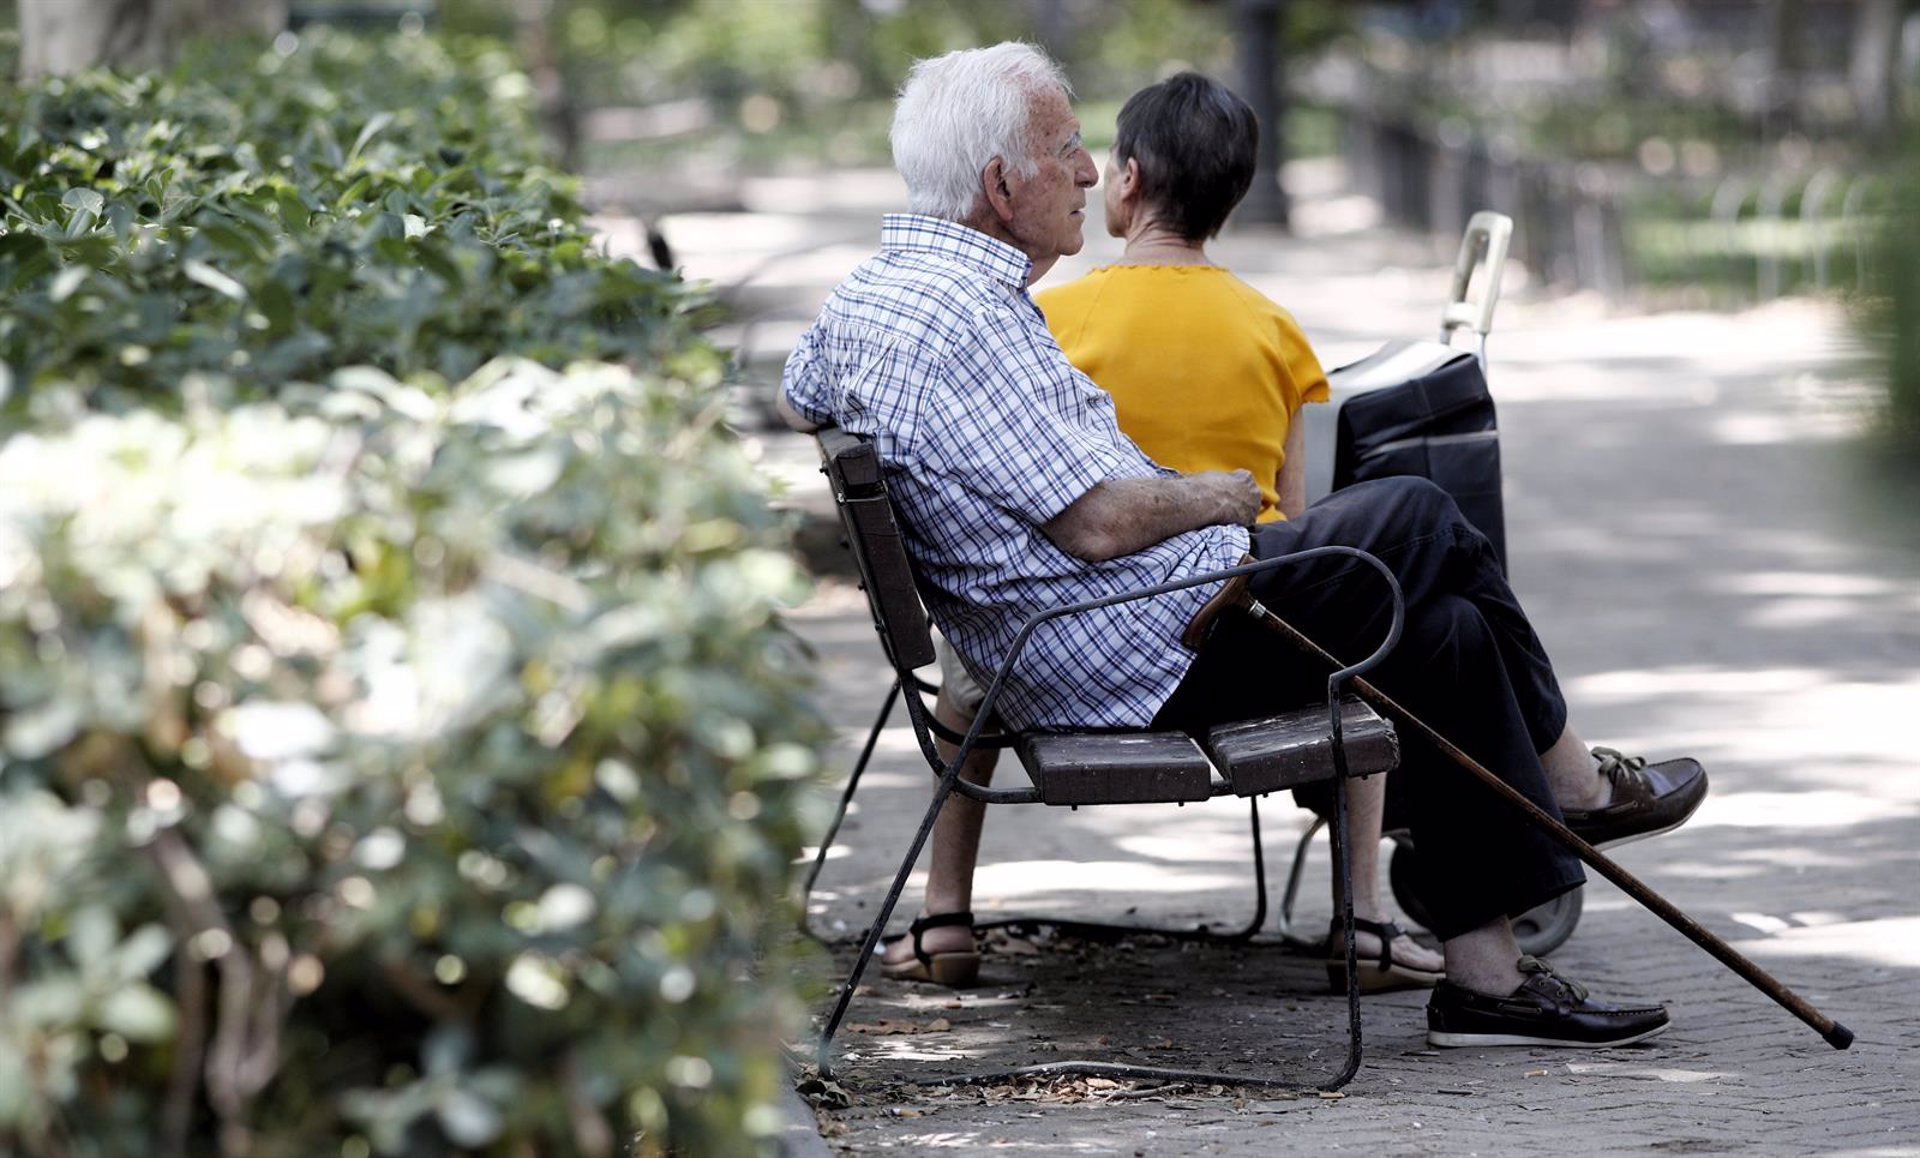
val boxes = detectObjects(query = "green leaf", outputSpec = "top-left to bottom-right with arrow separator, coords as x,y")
410,240 -> 463,289
96,984 -> 178,1043
4,698 -> 82,759
111,924 -> 174,981
348,112 -> 395,165
334,174 -> 371,210
196,220 -> 264,261
60,188 -> 105,217
48,264 -> 88,303
276,188 -> 311,235
256,276 -> 296,331
14,977 -> 86,1028
63,189 -> 104,239
66,906 -> 118,968
106,200 -> 135,245
436,1090 -> 502,1148
184,259 -> 248,302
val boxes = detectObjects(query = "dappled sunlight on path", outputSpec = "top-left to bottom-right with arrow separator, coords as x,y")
626,159 -> 1920,1153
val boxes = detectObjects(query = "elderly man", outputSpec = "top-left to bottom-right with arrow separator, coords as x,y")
779,42 -> 1706,1049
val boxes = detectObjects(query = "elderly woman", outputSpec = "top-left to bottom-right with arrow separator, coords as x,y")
1032,72 -> 1445,990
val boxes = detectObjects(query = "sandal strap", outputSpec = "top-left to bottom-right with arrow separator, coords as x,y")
905,911 -> 975,969
1329,915 -> 1409,973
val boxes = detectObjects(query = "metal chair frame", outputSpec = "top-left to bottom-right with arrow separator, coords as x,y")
804,427 -> 1407,1092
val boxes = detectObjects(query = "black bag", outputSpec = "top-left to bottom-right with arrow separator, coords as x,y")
1329,342 -> 1507,571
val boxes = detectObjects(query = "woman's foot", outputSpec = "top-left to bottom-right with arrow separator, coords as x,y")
1327,916 -> 1446,993
879,911 -> 980,987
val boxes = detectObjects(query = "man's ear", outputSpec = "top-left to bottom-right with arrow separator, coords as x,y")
981,156 -> 1017,224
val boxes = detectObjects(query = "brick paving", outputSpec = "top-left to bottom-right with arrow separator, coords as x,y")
614,161 -> 1920,1155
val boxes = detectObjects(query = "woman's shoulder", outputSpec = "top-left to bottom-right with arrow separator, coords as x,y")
1033,264 -> 1118,305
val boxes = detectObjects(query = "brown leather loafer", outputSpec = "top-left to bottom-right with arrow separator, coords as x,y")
1427,956 -> 1670,1048
1562,748 -> 1708,849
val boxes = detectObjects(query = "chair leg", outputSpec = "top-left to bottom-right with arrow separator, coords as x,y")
972,798 -> 1273,946
798,683 -> 900,942
819,706 -> 1363,1090
816,750 -> 970,1076
1278,814 -> 1328,946
915,776 -> 1361,1093
1325,761 -> 1365,1089
1227,797 -> 1270,940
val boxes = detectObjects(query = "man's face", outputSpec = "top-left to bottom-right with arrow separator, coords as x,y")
1000,85 -> 1099,273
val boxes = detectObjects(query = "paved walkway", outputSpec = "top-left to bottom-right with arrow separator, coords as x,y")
608,160 -> 1920,1155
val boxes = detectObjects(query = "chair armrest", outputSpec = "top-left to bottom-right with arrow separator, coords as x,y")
959,547 -> 1405,755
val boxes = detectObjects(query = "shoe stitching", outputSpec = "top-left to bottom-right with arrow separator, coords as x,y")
1517,955 -> 1589,1005
1567,749 -> 1659,819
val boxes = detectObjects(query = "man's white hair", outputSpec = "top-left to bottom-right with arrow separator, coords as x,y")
889,42 -> 1073,222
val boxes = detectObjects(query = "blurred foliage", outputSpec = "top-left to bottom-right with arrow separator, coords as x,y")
0,360 -> 828,1157
1319,4 -> 1918,309
0,27 -> 709,414
0,21 -> 830,1158
434,0 -> 1355,169
1854,135 -> 1920,446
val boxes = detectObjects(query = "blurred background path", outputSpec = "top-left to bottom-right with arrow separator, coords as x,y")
604,156 -> 1920,1154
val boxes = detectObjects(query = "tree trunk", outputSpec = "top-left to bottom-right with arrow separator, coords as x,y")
1850,0 -> 1907,140
18,0 -> 173,81
1749,0 -> 1809,133
514,0 -> 583,173
18,0 -> 289,82
1234,0 -> 1290,229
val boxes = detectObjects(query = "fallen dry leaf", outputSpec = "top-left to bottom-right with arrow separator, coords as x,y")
845,1020 -> 939,1036
793,1075 -> 852,1110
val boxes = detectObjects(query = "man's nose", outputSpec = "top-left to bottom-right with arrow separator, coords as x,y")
1076,150 -> 1097,187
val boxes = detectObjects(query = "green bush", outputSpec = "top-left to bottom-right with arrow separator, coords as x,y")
0,29 -> 705,415
0,360 -> 828,1157
0,27 -> 828,1158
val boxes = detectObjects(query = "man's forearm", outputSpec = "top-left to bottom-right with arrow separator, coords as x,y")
1042,471 -> 1259,562
776,392 -> 822,433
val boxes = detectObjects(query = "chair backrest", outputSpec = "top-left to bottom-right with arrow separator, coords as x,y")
815,426 -> 938,673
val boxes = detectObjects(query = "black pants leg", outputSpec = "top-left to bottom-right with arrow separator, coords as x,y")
1154,476 -> 1584,940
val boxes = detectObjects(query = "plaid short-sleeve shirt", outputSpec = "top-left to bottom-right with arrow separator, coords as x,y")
783,215 -> 1250,730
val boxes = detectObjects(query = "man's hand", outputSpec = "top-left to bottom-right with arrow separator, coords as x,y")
1041,470 -> 1259,562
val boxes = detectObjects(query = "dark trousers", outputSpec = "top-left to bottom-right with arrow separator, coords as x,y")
1153,476 -> 1584,940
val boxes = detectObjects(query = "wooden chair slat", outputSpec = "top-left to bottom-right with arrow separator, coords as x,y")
1016,731 -> 1215,806
1205,698 -> 1399,796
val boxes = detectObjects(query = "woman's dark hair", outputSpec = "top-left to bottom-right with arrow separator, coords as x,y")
1112,72 -> 1259,242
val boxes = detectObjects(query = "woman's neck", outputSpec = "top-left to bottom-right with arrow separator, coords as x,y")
1114,219 -> 1211,267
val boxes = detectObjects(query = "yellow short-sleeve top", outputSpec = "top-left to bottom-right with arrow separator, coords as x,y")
1035,264 -> 1329,523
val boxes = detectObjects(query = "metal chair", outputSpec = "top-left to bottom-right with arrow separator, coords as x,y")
804,426 -> 1409,1092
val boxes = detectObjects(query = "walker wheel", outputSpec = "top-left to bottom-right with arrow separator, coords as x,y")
1388,834 -> 1584,958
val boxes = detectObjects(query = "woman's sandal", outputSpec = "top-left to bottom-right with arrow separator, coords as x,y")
879,911 -> 981,988
1325,916 -> 1446,994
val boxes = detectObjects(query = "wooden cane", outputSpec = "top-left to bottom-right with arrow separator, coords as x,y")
1242,596 -> 1854,1051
